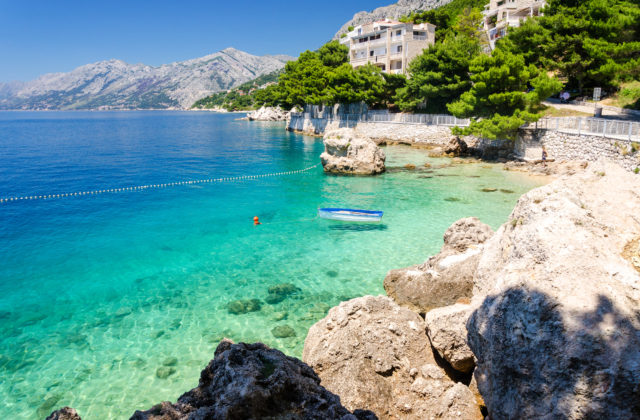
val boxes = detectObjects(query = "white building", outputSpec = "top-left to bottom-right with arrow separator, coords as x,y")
483,0 -> 546,48
340,20 -> 436,75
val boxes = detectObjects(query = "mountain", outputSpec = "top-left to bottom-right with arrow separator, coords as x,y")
333,0 -> 455,38
0,48 -> 294,110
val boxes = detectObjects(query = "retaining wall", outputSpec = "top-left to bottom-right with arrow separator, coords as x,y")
515,129 -> 640,172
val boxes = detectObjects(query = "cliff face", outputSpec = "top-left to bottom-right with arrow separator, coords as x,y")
0,48 -> 293,110
333,0 -> 455,38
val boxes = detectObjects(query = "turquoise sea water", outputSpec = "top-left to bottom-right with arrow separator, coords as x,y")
0,111 -> 544,419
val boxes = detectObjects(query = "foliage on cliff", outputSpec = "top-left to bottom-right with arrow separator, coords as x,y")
191,70 -> 282,111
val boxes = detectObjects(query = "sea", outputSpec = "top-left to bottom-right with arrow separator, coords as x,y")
0,111 -> 544,419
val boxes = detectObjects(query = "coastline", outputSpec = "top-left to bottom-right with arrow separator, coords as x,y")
1,112 -> 549,419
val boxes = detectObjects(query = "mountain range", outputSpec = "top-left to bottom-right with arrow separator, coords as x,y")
0,48 -> 293,110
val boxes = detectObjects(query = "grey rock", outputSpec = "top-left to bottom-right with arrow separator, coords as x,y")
425,304 -> 475,373
246,106 -> 289,121
320,128 -> 386,175
0,48 -> 293,110
303,296 -> 482,419
334,0 -> 455,39
384,217 -> 493,313
468,161 -> 640,419
444,136 -> 468,156
131,340 -> 376,420
46,407 -> 81,420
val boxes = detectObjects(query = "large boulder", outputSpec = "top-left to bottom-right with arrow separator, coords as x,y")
303,296 -> 482,419
467,161 -> 640,419
320,128 -> 385,175
246,106 -> 289,121
443,136 -> 468,156
384,218 -> 493,313
131,340 -> 375,420
425,304 -> 475,374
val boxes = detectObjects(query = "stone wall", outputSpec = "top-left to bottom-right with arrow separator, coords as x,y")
288,116 -> 455,145
354,122 -> 453,145
515,129 -> 640,172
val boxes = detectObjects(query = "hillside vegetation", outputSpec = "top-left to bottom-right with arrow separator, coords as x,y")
192,71 -> 282,111
231,0 -> 640,139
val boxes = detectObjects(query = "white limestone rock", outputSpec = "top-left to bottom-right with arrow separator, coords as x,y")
246,106 -> 289,122
467,160 -> 640,419
425,304 -> 475,374
320,128 -> 385,175
384,217 -> 493,313
303,296 -> 482,419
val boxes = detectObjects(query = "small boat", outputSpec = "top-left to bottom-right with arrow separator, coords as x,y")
318,208 -> 384,222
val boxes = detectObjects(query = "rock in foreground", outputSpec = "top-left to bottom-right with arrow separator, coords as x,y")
384,217 -> 493,313
320,128 -> 385,175
130,340 -> 376,420
425,304 -> 475,374
468,161 -> 640,419
303,296 -> 482,419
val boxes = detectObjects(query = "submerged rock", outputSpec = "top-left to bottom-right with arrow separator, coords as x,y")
227,299 -> 262,315
384,218 -> 493,313
162,357 -> 178,367
156,366 -> 176,379
265,283 -> 301,304
303,296 -> 482,419
468,161 -> 640,419
320,128 -> 385,175
271,325 -> 297,338
131,340 -> 376,419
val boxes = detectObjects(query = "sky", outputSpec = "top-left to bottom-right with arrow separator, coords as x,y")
0,0 -> 394,82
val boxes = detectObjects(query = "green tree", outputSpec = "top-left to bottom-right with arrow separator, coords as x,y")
501,0 -> 640,92
448,49 -> 562,139
277,51 -> 331,107
327,64 -> 386,106
395,34 -> 481,113
318,40 -> 349,68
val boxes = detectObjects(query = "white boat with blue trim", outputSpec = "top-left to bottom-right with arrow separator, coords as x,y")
318,208 -> 384,222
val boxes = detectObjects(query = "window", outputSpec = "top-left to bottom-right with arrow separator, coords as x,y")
396,30 -> 402,36
370,50 -> 374,57
397,45 -> 402,53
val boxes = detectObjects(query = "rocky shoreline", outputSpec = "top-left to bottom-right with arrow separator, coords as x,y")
49,160 -> 640,419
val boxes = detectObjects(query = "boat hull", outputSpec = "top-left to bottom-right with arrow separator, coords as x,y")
318,208 -> 383,223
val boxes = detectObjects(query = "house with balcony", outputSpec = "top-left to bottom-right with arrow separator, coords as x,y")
340,20 -> 436,75
483,0 -> 546,48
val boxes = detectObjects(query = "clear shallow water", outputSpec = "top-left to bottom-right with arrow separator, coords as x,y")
0,111 -> 544,419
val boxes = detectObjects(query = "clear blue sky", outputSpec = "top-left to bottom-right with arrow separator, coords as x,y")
0,0 -> 393,82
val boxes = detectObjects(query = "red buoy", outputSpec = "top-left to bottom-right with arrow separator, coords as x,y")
253,216 -> 261,225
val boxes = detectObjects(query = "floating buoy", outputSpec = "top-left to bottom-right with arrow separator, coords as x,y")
253,216 -> 261,225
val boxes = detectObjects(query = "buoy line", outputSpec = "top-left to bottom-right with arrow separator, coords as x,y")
0,163 -> 320,204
